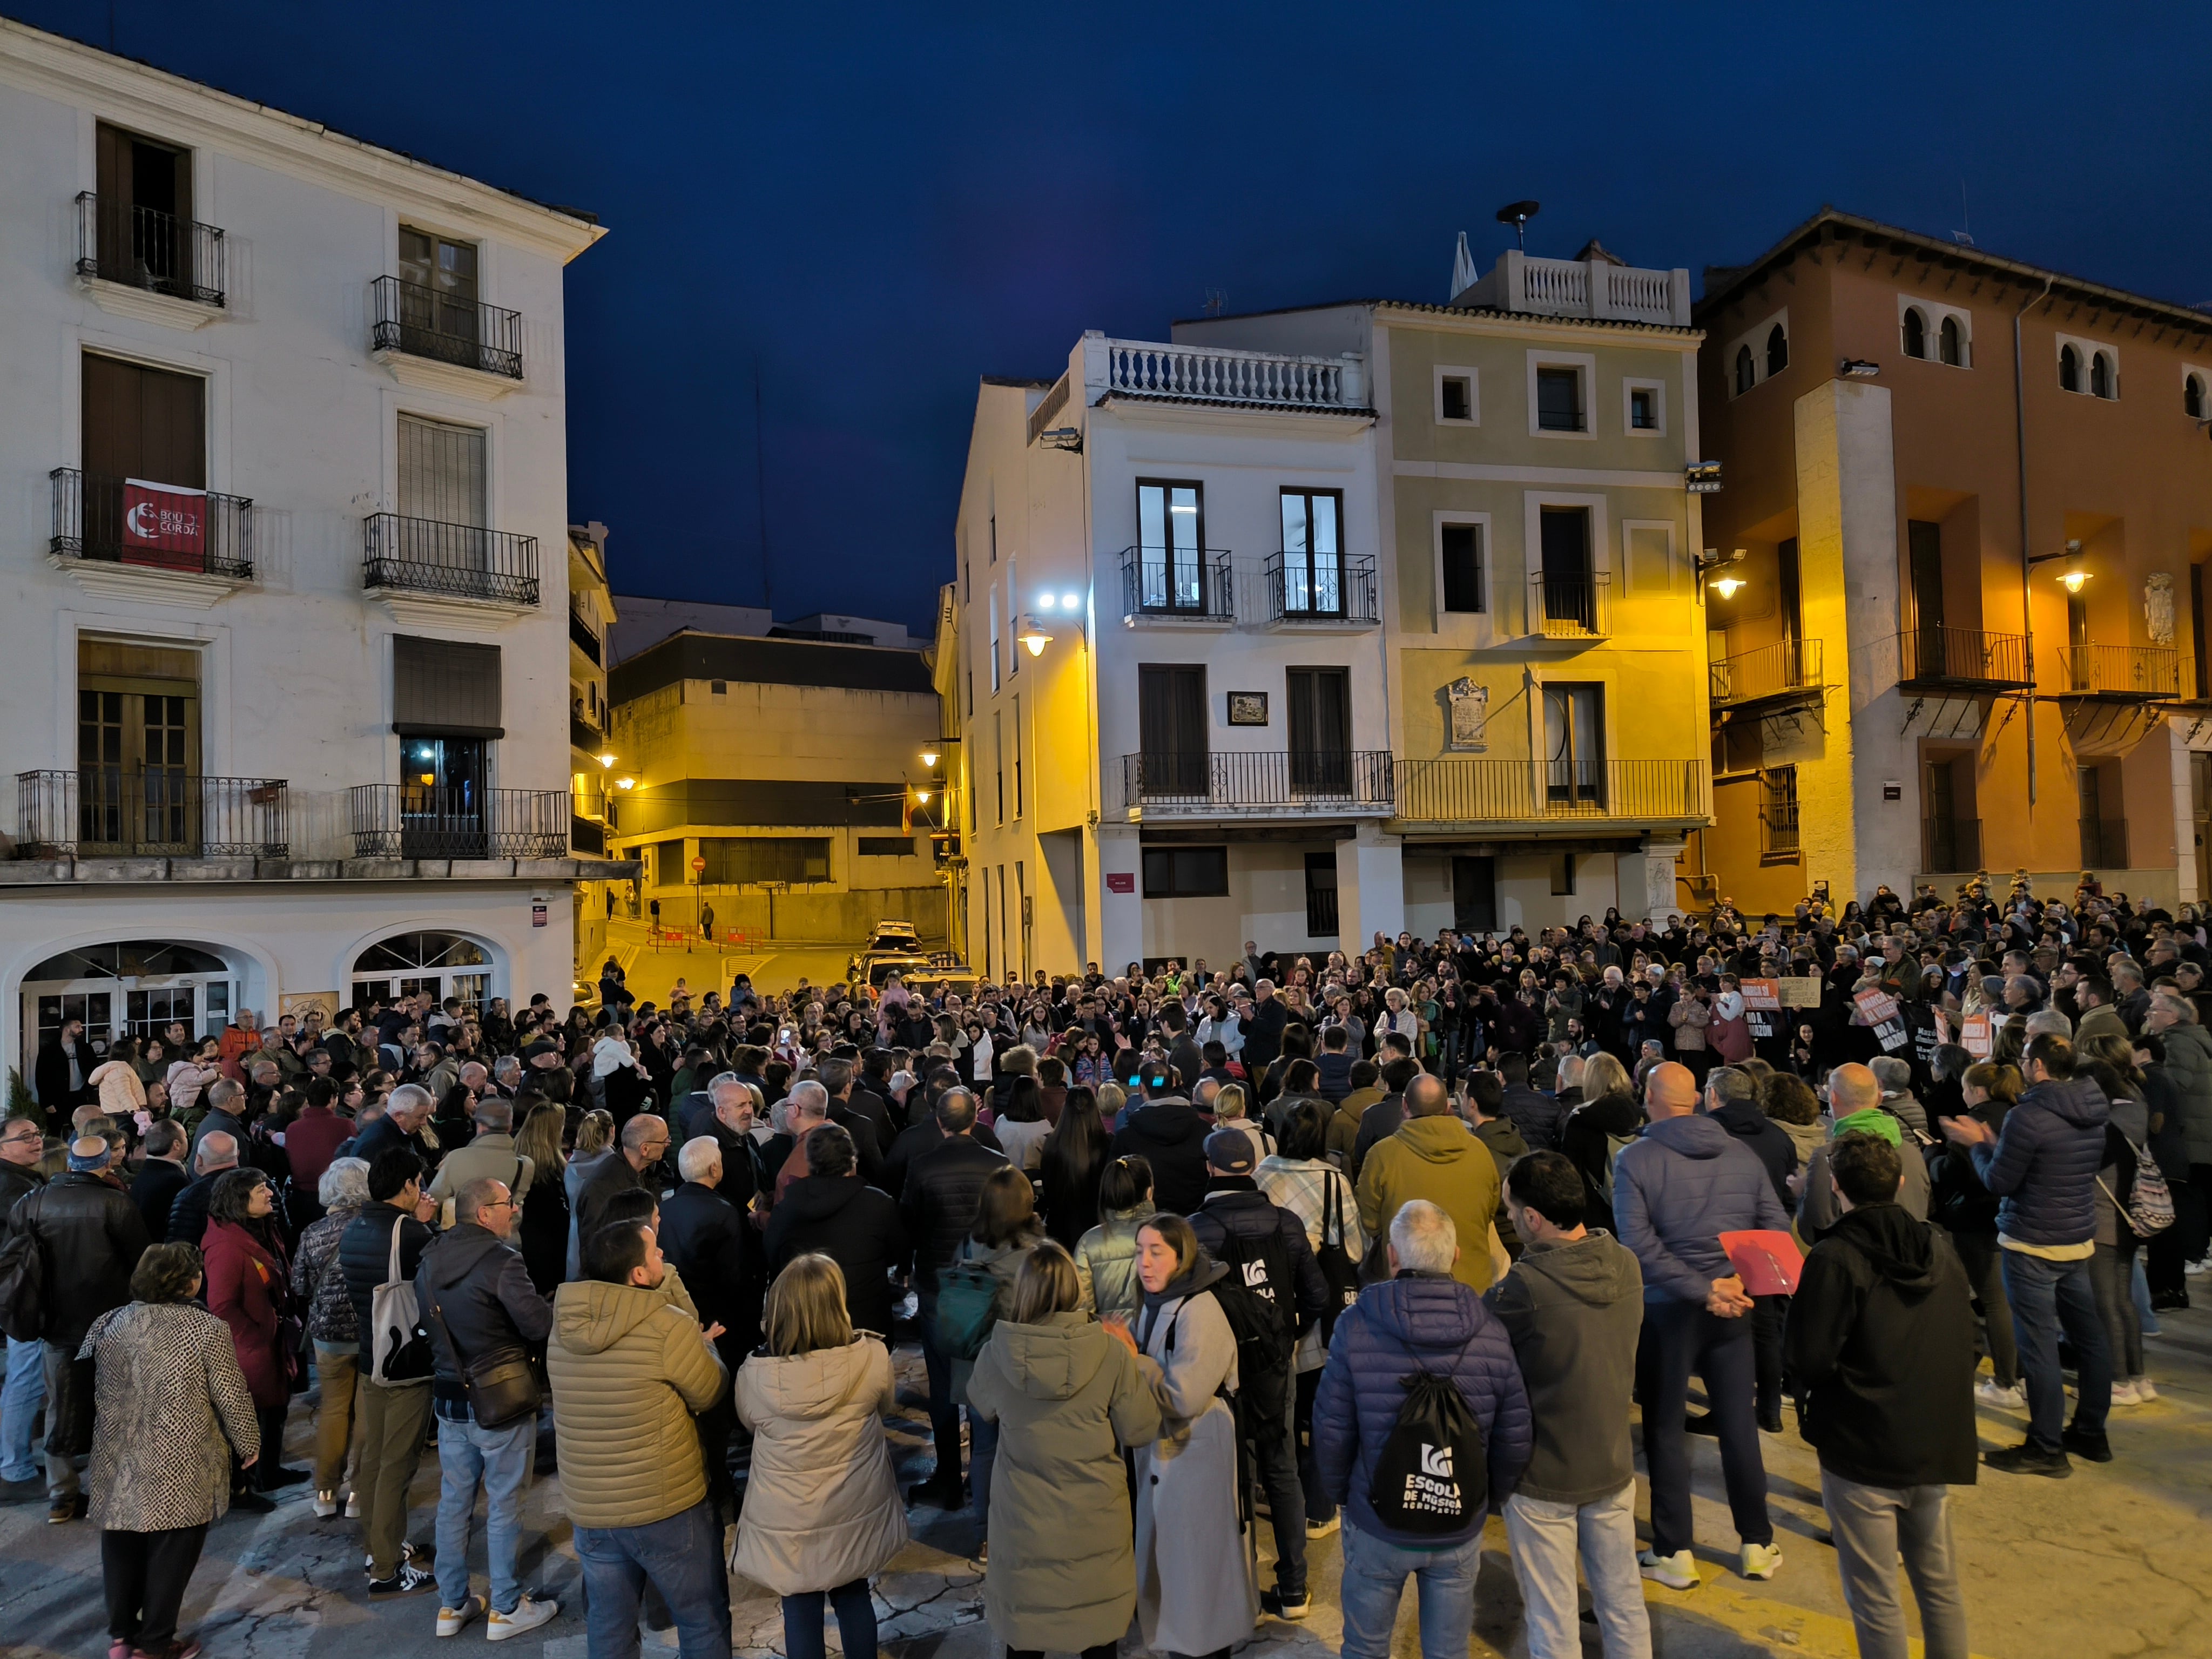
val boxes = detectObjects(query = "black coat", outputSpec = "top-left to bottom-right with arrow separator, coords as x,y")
574,1150 -> 648,1250
1784,1203 -> 1978,1488
839,1088 -> 896,1148
657,1181 -> 754,1350
1109,1097 -> 1212,1216
6,1171 -> 149,1346
339,1204 -> 434,1357
825,1105 -> 887,1190
900,1134 -> 1008,1291
885,1117 -> 1001,1202
0,1161 -> 46,1223
165,1170 -> 225,1247
1708,1100 -> 1799,1212
416,1224 -> 552,1400
130,1159 -> 191,1243
764,1176 -> 906,1337
515,1160 -> 569,1297
33,1040 -> 85,1112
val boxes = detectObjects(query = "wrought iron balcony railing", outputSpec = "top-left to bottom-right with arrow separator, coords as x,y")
1710,639 -> 1824,706
76,192 -> 225,306
2054,644 -> 2179,700
18,769 -> 287,858
363,512 -> 539,606
370,275 -> 524,379
1393,758 -> 1707,822
1264,553 -> 1378,624
50,468 -> 253,581
1530,571 -> 1610,639
347,785 -> 571,859
569,608 -> 603,663
1896,626 -> 2032,689
1121,751 -> 1394,813
1120,547 -> 1233,621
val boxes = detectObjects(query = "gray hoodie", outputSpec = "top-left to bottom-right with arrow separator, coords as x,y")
1485,1229 -> 1643,1505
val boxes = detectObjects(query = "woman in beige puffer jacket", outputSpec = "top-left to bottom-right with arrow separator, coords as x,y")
732,1254 -> 908,1659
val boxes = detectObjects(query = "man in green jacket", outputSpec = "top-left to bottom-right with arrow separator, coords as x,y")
1356,1073 -> 1501,1291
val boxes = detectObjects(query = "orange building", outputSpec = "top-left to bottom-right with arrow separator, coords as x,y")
1690,208 -> 2212,916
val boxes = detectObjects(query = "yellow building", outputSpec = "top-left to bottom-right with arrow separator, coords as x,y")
567,522 -> 617,971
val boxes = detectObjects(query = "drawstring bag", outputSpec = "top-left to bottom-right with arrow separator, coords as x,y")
1367,1349 -> 1484,1535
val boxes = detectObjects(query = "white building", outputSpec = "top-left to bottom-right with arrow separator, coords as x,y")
0,20 -> 631,1087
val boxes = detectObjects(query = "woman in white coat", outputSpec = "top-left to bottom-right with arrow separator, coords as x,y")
1103,1213 -> 1257,1659
732,1254 -> 910,1659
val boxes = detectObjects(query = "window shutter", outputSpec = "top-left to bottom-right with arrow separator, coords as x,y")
392,635 -> 503,737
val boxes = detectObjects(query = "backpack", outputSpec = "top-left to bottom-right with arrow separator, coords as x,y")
1366,1348 -> 1487,1535
0,1218 -> 45,1345
1206,1211 -> 1297,1418
1313,1172 -> 1360,1345
367,1213 -> 434,1382
2097,1134 -> 2175,1239
933,1246 -> 1002,1362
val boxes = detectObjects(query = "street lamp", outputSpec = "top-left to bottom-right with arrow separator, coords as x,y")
596,752 -> 616,768
1018,614 -> 1054,657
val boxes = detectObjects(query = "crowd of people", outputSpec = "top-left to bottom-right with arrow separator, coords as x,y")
0,866 -> 2201,1659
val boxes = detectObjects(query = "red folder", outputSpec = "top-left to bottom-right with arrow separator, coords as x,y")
1719,1230 -> 1804,1297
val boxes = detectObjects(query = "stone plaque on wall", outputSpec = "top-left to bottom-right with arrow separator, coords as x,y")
2146,572 -> 2176,645
1446,677 -> 1488,752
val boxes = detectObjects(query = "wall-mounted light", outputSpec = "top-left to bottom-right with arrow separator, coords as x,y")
1685,458 -> 1723,495
1037,427 -> 1083,453
913,788 -> 931,806
1060,591 -> 1080,610
1695,546 -> 1747,602
1840,359 -> 1881,379
596,752 -> 616,768
616,775 -> 636,791
2031,537 -> 2090,593
1017,614 -> 1055,657
921,749 -> 941,768
2057,568 -> 2090,594
1711,573 -> 1745,600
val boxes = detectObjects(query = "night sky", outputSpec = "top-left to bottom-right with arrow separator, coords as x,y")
19,3 -> 2212,633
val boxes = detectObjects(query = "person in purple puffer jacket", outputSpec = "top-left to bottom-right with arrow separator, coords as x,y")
1313,1199 -> 1530,1659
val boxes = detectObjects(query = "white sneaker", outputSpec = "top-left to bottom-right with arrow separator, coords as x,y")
438,1596 -> 484,1637
488,1596 -> 558,1641
1305,1513 -> 1341,1539
345,1491 -> 361,1519
2185,1260 -> 2206,1277
2110,1380 -> 2142,1407
1976,1379 -> 2026,1409
313,1489 -> 339,1519
1741,1542 -> 1784,1581
1639,1548 -> 1698,1589
2135,1377 -> 2159,1402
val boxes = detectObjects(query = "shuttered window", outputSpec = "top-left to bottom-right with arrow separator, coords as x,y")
397,414 -> 487,527
83,354 -> 205,489
392,635 -> 502,737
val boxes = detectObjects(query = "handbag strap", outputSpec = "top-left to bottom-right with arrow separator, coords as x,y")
385,1210 -> 404,1285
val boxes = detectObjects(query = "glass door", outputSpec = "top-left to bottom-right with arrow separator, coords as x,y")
1545,684 -> 1604,806
1281,489 -> 1343,616
400,735 -> 488,858
1136,481 -> 1203,612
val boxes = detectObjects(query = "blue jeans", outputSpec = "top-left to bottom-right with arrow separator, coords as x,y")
572,1499 -> 730,1659
435,1413 -> 536,1615
1,1334 -> 47,1482
1339,1521 -> 1482,1659
781,1579 -> 875,1659
2001,1249 -> 2110,1452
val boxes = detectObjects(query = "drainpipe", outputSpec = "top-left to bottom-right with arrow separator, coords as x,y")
2013,276 -> 2055,807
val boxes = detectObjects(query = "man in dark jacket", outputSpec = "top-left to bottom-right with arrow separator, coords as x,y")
659,1131 -> 759,1525
128,1120 -> 191,1240
1109,1063 -> 1212,1215
883,1080 -> 1002,1198
1940,1031 -> 2113,1474
5,1136 -> 149,1520
901,1088 -> 1007,1508
1188,1129 -> 1328,1618
571,1114 -> 667,1279
1613,1062 -> 1789,1588
32,1020 -> 89,1118
1242,980 -> 1290,1076
820,1057 -> 894,1150
340,1147 -> 440,1592
0,1116 -> 49,1489
1498,1052 -> 1564,1151
1349,1057 -> 1420,1182
1786,1132 -> 1975,1658
1705,1065 -> 1797,1208
164,1130 -> 240,1247
764,1125 -> 906,1338
1489,1151 -> 1649,1659
416,1175 -> 558,1637
1314,1198 -> 1530,1659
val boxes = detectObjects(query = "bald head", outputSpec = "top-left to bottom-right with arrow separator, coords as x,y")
1826,1062 -> 1879,1115
1644,1062 -> 1699,1118
1405,1073 -> 1451,1118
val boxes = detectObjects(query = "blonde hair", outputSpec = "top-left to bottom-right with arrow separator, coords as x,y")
574,1108 -> 615,1158
1097,1081 -> 1128,1118
1581,1052 -> 1631,1100
1213,1083 -> 1249,1122
763,1253 -> 855,1355
1009,1239 -> 1081,1324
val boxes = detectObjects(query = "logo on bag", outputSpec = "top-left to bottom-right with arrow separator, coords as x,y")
1420,1443 -> 1453,1478
1242,1260 -> 1270,1289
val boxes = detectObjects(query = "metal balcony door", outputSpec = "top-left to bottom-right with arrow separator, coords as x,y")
399,226 -> 481,363
1539,507 -> 1593,629
1287,667 -> 1351,795
1908,520 -> 1946,676
1138,664 -> 1207,799
1282,489 -> 1344,616
400,736 -> 488,858
399,414 -> 489,575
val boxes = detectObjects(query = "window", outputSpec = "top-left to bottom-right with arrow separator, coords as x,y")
700,837 -> 831,884
994,711 -> 1004,824
1434,367 -> 1477,424
989,514 -> 997,564
1142,845 -> 1229,898
1629,387 -> 1658,430
1539,507 -> 1596,630
2060,344 -> 2081,393
1011,693 -> 1023,818
2090,352 -> 2114,399
1766,323 -> 1789,376
79,354 -> 208,564
1136,480 -> 1206,612
92,123 -> 197,298
395,227 -> 482,361
1440,523 -> 1485,612
1007,556 -> 1018,677
1735,345 -> 1755,394
856,836 -> 915,858
1543,683 -> 1604,805
400,227 -> 478,306
1280,488 -> 1345,615
1536,367 -> 1584,431
1940,315 -> 1964,366
1550,852 -> 1576,895
75,639 -> 200,853
1137,664 -> 1208,797
1440,376 -> 1472,421
398,414 -> 487,528
1903,307 -> 1927,359
1764,765 -> 1800,855
988,589 -> 1001,692
709,679 -> 726,695
1304,852 -> 1339,938
2188,373 -> 2207,420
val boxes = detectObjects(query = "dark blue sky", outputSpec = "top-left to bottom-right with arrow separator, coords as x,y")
22,3 -> 2212,631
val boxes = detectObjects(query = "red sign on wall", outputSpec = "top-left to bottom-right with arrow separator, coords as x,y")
1105,872 -> 1135,894
122,479 -> 206,570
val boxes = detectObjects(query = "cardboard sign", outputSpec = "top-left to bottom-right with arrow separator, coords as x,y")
1960,1013 -> 1994,1059
1721,1230 -> 1805,1297
1740,979 -> 1783,1011
1776,976 -> 1825,1008
122,478 -> 206,570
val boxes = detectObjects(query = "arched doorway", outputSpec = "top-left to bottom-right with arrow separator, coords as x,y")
21,939 -> 240,1082
350,930 -> 493,1014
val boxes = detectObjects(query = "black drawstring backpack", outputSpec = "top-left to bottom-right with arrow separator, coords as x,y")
1366,1351 -> 1486,1534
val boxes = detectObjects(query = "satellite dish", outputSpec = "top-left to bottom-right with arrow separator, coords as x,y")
1495,199 -> 1540,248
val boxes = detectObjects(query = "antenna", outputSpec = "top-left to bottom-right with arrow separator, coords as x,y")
1951,179 -> 1974,247
1203,287 -> 1226,317
753,356 -> 771,613
1495,199 -> 1540,249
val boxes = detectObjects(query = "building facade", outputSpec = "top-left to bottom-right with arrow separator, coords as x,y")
950,242 -> 1714,975
1692,210 -> 2212,913
0,20 -> 630,1085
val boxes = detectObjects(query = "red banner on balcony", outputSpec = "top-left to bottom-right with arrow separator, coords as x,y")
121,478 -> 206,570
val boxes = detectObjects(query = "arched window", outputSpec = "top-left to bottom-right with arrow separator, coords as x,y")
1735,344 -> 1755,394
1903,308 -> 1927,359
2188,374 -> 2206,420
1939,315 -> 1964,366
1766,323 -> 1789,376
2060,344 -> 2080,392
350,930 -> 492,1014
2090,352 -> 2113,399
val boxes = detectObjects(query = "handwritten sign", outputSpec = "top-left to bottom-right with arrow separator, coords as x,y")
1960,1013 -> 1994,1059
1854,987 -> 1911,1054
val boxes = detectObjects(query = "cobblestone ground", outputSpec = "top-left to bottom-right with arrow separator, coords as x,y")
3,1301 -> 2207,1658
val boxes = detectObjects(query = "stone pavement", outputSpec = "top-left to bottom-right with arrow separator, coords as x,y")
2,1302 -> 2208,1658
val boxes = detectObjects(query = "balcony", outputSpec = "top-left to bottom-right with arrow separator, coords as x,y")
2053,644 -> 2179,701
2080,818 -> 2129,868
1120,547 -> 1233,625
1530,571 -> 1610,641
347,785 -> 571,860
363,513 -> 539,610
1120,751 -> 1394,818
1921,817 -> 1982,873
18,770 -> 287,858
1896,626 -> 2032,691
1087,336 -> 1370,413
370,275 -> 524,382
1711,639 -> 1824,709
1264,554 -> 1378,627
1393,758 -> 1708,826
75,191 -> 225,310
1449,249 -> 1692,327
571,715 -> 602,753
49,468 -> 252,603
569,608 -> 603,664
